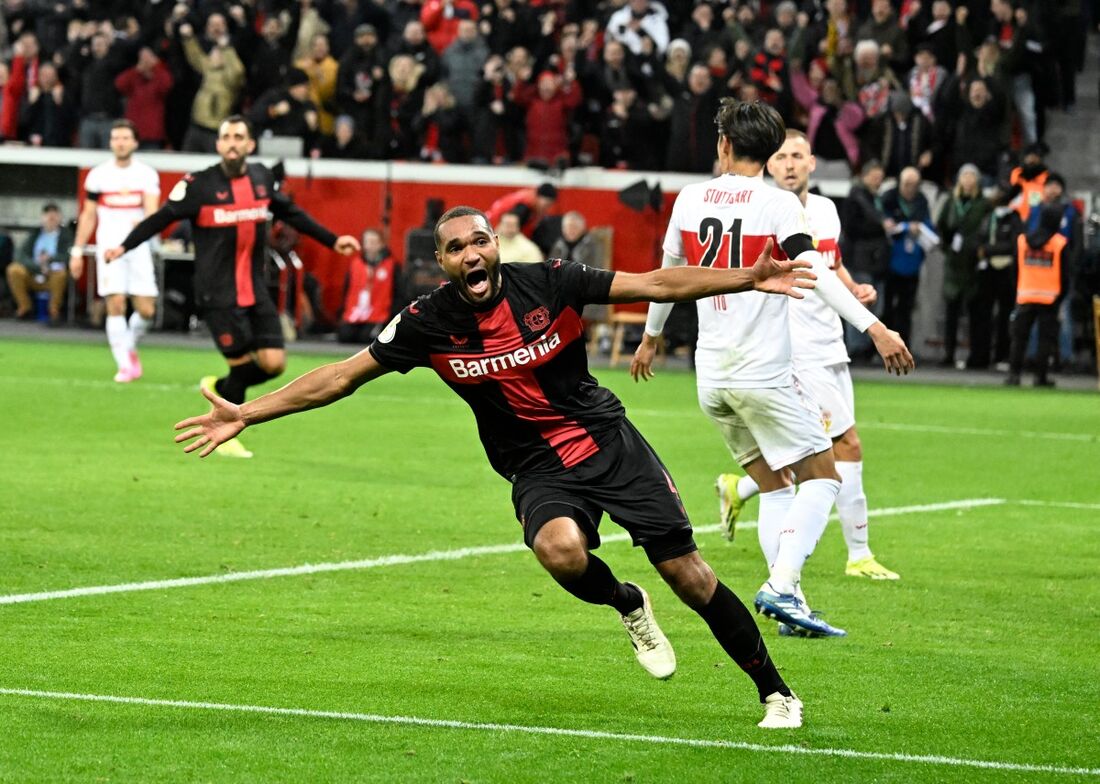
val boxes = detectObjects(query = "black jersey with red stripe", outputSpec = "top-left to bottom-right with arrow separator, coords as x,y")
368,260 -> 625,479
120,163 -> 339,309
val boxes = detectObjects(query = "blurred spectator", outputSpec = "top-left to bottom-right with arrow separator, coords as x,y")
71,32 -> 126,149
19,62 -> 76,147
115,47 -> 174,149
989,0 -> 1039,145
881,167 -> 938,346
383,54 -> 426,158
471,54 -> 522,163
665,64 -> 720,174
6,202 -> 71,323
337,24 -> 386,155
480,0 -> 539,56
809,0 -> 856,63
250,68 -> 319,150
912,0 -> 962,74
851,39 -> 899,122
662,39 -> 692,90
292,0 -> 332,62
2,32 -> 40,140
585,39 -> 641,115
180,20 -> 244,152
496,211 -> 543,263
773,1 -> 809,66
296,34 -> 339,135
937,164 -> 993,367
420,0 -> 480,54
512,68 -> 581,168
600,85 -> 660,170
679,4 -> 724,62
441,18 -> 488,122
1007,205 -> 1068,387
907,43 -> 948,123
944,77 -> 1006,183
606,0 -> 670,57
249,11 -> 301,101
750,29 -> 792,116
415,82 -> 467,161
390,21 -> 442,86
856,0 -> 909,71
0,227 -> 14,315
1007,142 -> 1050,220
840,159 -> 890,356
486,182 -> 557,237
320,114 -> 372,158
338,229 -> 398,343
875,91 -> 933,179
1051,1 -> 1085,111
791,72 -> 862,170
971,187 -> 1023,370
548,211 -> 601,268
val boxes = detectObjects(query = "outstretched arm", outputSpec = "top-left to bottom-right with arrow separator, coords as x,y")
269,191 -> 361,255
174,348 -> 391,457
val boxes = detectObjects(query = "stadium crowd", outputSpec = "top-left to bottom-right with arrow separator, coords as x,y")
0,0 -> 1088,175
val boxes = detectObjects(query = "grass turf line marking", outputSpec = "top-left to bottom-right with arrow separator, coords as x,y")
0,499 -> 1002,607
1016,499 -> 1100,511
0,688 -> 1095,777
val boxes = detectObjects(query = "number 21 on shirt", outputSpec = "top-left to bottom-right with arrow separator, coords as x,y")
686,217 -> 743,311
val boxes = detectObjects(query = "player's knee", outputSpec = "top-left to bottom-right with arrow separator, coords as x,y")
257,357 -> 286,376
532,524 -> 588,578
105,297 -> 126,316
136,303 -> 156,320
834,429 -> 862,461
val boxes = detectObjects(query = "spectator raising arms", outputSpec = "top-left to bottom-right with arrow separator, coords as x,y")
115,48 -> 174,149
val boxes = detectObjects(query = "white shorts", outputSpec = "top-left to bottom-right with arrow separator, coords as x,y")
96,246 -> 158,298
698,384 -> 832,472
793,362 -> 856,438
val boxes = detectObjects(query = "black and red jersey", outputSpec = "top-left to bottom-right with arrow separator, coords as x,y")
368,260 -> 625,479
121,162 -> 339,310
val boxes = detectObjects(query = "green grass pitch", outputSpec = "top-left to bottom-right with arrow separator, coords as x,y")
1,338 -> 1098,783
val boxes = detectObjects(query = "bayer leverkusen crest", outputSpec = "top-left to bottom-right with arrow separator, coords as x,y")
523,306 -> 550,332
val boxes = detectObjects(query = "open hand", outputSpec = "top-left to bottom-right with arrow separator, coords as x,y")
174,384 -> 246,457
750,239 -> 816,298
630,333 -> 660,383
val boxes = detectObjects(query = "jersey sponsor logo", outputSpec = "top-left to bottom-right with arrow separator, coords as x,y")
450,334 -> 469,346
211,206 -> 270,225
447,332 -> 562,379
703,188 -> 754,205
99,191 -> 144,209
522,305 -> 550,331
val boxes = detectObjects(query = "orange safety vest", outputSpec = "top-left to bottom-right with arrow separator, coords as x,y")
1016,233 -> 1065,305
1009,166 -> 1049,220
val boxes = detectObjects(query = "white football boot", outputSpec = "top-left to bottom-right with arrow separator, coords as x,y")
619,583 -> 676,679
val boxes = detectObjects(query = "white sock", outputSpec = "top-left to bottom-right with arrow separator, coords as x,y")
757,485 -> 796,570
836,461 -> 872,561
106,315 -> 133,370
738,474 -> 760,501
128,312 -> 151,347
770,478 -> 841,594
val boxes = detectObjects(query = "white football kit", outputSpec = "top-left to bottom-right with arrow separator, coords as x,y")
659,174 -> 832,470
84,160 -> 160,297
788,193 -> 856,438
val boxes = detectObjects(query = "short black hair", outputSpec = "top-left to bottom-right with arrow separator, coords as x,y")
111,118 -> 139,140
714,99 -> 786,165
434,205 -> 491,249
42,202 -> 60,213
219,114 -> 255,139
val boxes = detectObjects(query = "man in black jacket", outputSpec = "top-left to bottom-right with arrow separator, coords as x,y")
839,159 -> 890,357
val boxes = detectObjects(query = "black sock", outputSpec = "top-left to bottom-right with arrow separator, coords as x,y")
554,554 -> 643,615
215,361 -> 276,405
696,581 -> 790,701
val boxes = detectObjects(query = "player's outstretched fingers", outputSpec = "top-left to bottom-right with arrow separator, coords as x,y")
182,435 -> 209,453
175,427 -> 205,444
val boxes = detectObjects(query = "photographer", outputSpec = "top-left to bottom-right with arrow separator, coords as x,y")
605,0 -> 670,57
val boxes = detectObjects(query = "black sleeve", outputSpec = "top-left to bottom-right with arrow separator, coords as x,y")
781,233 -> 815,259
121,174 -> 200,251
366,302 -> 430,374
553,258 -> 615,307
268,184 -> 339,249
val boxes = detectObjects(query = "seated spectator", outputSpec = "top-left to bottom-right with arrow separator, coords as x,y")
606,0 -> 670,58
179,20 -> 245,152
485,182 -> 557,237
665,64 -> 720,173
250,68 -> 319,150
296,34 -> 339,135
875,91 -> 933,179
937,164 -> 993,367
856,0 -> 909,71
881,167 -> 938,346
548,211 -> 602,268
420,0 -> 480,54
414,82 -> 468,162
791,72 -> 863,170
6,202 -> 72,323
321,114 -> 372,159
115,47 -> 174,149
512,69 -> 582,169
18,63 -> 76,147
338,229 -> 399,344
497,212 -> 544,263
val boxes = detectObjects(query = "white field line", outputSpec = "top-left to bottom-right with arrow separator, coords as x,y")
1016,499 -> 1100,511
0,688 -> 1096,778
5,375 -> 1096,445
0,498 -> 1003,607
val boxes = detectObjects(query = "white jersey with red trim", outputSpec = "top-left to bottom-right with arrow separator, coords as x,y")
663,173 -> 811,388
789,192 -> 849,368
84,160 -> 160,254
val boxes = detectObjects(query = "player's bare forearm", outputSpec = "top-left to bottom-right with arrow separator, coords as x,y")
240,349 -> 389,426
609,266 -> 756,303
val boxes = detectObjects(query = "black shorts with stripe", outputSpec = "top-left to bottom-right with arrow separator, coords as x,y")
202,294 -> 284,359
511,419 -> 697,564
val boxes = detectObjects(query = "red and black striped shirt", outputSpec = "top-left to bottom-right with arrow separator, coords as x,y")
368,260 -> 625,479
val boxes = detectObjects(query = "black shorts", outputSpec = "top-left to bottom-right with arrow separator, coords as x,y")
202,296 -> 284,359
512,419 -> 697,564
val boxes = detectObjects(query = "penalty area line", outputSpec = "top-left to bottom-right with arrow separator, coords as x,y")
0,688 -> 1095,777
0,498 -> 1004,607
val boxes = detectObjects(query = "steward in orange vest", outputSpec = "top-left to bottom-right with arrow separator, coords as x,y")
1007,206 -> 1067,387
